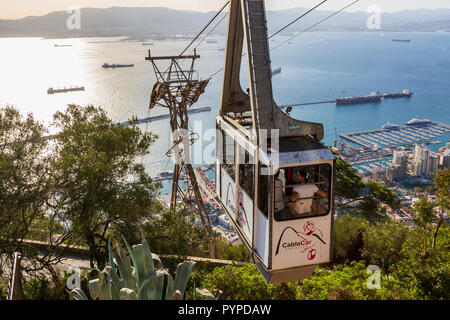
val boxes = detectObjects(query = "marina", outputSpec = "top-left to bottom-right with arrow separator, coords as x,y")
340,119 -> 450,149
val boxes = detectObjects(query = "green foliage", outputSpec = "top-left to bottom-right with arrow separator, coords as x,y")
23,276 -> 70,300
361,221 -> 409,272
199,264 -> 298,300
50,105 -> 162,268
433,168 -> 449,212
332,215 -> 368,264
297,261 -> 415,300
335,159 -> 365,201
0,279 -> 7,300
393,225 -> 450,299
143,209 -> 209,258
413,196 -> 435,227
217,240 -> 250,262
335,159 -> 401,219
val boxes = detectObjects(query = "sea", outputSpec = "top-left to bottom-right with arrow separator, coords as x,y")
1,32 -> 449,193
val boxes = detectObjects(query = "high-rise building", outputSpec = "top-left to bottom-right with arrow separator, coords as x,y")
386,164 -> 404,181
427,154 -> 439,175
393,151 -> 408,171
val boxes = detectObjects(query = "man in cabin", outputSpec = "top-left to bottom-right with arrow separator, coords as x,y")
285,169 -> 327,217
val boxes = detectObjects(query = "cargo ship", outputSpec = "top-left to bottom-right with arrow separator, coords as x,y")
392,39 -> 410,43
102,63 -> 134,68
336,92 -> 382,105
47,86 -> 84,95
271,67 -> 281,76
383,89 -> 413,98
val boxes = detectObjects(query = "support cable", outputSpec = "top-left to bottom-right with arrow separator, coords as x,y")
208,0 -> 359,79
178,1 -> 230,57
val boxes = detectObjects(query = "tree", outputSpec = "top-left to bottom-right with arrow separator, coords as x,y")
142,208 -> 210,258
332,215 -> 368,264
335,159 -> 401,219
413,196 -> 435,227
49,105 -> 162,268
431,168 -> 450,250
0,106 -> 66,280
361,221 -> 409,273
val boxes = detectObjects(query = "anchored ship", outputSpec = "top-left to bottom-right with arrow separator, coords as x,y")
47,86 -> 85,95
271,67 -> 281,76
336,92 -> 382,105
384,89 -> 413,98
102,63 -> 135,68
142,42 -> 154,46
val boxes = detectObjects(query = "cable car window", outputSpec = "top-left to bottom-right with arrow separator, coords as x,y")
238,146 -> 254,199
222,130 -> 235,180
258,165 -> 269,218
274,164 -> 331,221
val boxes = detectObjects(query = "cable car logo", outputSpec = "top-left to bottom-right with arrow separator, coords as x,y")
275,221 -> 326,259
238,188 -> 251,232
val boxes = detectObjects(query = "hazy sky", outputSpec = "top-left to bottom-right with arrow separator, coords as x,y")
2,0 -> 450,19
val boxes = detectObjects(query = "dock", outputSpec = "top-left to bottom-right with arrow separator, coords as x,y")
340,121 -> 450,149
119,107 -> 211,126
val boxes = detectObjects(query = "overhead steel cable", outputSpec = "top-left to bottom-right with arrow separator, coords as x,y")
178,1 -> 230,57
180,11 -> 229,68
272,0 -> 360,50
268,0 -> 328,40
208,0 -> 329,79
208,0 -> 359,79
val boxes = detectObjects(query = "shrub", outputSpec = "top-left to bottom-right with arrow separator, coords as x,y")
296,261 -> 416,300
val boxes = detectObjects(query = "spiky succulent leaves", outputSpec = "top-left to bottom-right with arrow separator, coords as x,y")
104,266 -> 122,300
164,272 -> 175,300
123,234 -> 158,299
114,242 -> 136,291
173,261 -> 195,298
137,269 -> 171,300
69,288 -> 89,300
120,288 -> 138,300
89,271 -> 112,300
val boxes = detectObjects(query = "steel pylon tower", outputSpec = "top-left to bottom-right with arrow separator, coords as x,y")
145,49 -> 218,258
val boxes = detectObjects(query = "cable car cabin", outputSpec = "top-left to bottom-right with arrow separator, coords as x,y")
215,118 -> 335,283
214,0 -> 335,283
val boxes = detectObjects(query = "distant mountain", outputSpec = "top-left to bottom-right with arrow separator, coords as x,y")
0,7 -> 449,39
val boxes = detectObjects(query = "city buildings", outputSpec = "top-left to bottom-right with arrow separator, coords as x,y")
386,143 -> 450,182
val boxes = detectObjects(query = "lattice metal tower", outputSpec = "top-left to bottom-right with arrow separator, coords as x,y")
145,49 -> 217,257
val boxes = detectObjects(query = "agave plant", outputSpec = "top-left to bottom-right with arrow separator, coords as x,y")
70,234 -> 218,300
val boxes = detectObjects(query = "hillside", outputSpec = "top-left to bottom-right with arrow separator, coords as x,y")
0,7 -> 449,38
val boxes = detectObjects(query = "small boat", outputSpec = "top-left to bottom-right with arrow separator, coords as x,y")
271,67 -> 281,76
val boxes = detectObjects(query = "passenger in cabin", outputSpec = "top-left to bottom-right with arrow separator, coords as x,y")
274,171 -> 285,220
285,169 -> 327,217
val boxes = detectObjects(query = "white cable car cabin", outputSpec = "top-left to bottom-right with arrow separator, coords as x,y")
215,0 -> 335,284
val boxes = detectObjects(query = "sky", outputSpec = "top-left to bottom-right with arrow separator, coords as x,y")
2,0 -> 450,19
